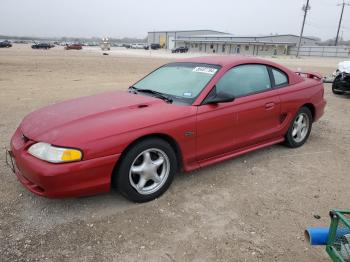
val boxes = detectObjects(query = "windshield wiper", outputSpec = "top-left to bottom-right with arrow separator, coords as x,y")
129,86 -> 173,103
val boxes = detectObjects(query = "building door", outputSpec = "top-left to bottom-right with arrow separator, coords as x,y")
168,36 -> 175,50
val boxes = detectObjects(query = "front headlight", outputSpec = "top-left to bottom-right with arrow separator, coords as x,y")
28,142 -> 82,163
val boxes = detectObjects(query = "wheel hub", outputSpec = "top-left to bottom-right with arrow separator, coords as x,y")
129,148 -> 170,195
292,113 -> 309,143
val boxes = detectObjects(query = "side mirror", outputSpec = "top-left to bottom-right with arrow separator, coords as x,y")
204,89 -> 235,104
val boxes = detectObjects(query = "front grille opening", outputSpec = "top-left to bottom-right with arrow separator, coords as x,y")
20,174 -> 45,193
22,134 -> 30,143
32,185 -> 45,193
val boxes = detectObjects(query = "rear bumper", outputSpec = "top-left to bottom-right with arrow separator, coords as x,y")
9,128 -> 120,198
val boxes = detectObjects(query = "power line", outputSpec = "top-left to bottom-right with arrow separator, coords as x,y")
335,1 -> 350,45
296,0 -> 311,57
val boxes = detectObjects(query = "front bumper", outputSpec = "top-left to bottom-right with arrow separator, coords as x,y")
8,128 -> 120,198
333,73 -> 350,93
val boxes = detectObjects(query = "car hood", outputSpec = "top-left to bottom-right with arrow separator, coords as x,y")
20,90 -> 193,147
338,61 -> 350,73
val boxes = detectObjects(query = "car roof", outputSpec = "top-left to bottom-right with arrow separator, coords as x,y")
176,55 -> 277,67
175,55 -> 302,83
174,55 -> 304,92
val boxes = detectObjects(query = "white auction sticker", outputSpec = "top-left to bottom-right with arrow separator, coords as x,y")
192,67 -> 217,75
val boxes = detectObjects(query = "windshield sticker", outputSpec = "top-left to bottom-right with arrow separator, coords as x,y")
192,67 -> 217,75
183,92 -> 192,97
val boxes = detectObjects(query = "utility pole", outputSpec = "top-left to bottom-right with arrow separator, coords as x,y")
296,0 -> 311,57
335,1 -> 350,46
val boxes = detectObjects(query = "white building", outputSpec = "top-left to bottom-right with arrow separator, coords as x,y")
147,30 -> 228,49
147,30 -> 318,56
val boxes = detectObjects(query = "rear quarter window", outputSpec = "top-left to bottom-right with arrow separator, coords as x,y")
272,68 -> 288,87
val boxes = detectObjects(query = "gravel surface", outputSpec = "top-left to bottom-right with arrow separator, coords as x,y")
1,45 -> 350,261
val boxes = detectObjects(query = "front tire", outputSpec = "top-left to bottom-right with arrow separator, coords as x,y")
114,138 -> 177,202
284,107 -> 313,148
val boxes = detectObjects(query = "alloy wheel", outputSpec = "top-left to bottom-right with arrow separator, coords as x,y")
129,148 -> 170,195
291,112 -> 309,143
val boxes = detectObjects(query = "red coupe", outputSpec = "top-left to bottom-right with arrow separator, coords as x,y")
7,56 -> 326,202
64,44 -> 82,50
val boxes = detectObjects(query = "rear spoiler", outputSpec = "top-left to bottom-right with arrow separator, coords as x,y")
295,71 -> 323,81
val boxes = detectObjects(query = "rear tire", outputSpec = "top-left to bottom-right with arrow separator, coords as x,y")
284,107 -> 313,148
113,138 -> 177,203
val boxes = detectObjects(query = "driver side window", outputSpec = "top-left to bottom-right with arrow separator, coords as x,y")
216,64 -> 272,98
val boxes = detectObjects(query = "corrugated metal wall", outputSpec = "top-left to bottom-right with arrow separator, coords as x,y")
289,46 -> 350,57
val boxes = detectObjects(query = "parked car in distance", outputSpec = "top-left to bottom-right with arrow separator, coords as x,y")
7,56 -> 326,203
131,43 -> 145,49
65,44 -> 83,50
31,43 -> 52,49
0,40 -> 12,48
332,61 -> 350,95
88,42 -> 99,46
150,43 -> 161,50
172,46 -> 188,53
13,40 -> 27,44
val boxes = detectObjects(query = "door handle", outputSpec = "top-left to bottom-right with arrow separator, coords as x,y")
265,102 -> 275,110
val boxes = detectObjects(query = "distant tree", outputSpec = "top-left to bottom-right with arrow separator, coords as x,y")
318,37 -> 350,46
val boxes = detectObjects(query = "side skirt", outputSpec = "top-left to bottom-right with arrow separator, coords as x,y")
197,137 -> 285,169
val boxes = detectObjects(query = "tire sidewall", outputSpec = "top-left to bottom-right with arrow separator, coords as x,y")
285,107 -> 313,148
115,138 -> 177,203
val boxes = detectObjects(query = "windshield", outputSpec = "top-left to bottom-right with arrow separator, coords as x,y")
133,62 -> 221,103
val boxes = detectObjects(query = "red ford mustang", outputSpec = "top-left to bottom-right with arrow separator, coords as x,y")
7,56 -> 326,202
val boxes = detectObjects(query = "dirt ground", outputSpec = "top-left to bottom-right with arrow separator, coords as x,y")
1,44 -> 350,262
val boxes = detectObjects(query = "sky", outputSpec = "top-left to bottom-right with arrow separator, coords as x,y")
0,0 -> 349,40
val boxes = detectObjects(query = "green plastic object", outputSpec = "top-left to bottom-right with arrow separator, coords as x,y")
327,210 -> 350,262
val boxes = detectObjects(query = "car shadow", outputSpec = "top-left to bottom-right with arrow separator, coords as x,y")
15,141 -> 315,232
332,94 -> 350,99
16,187 -> 135,232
